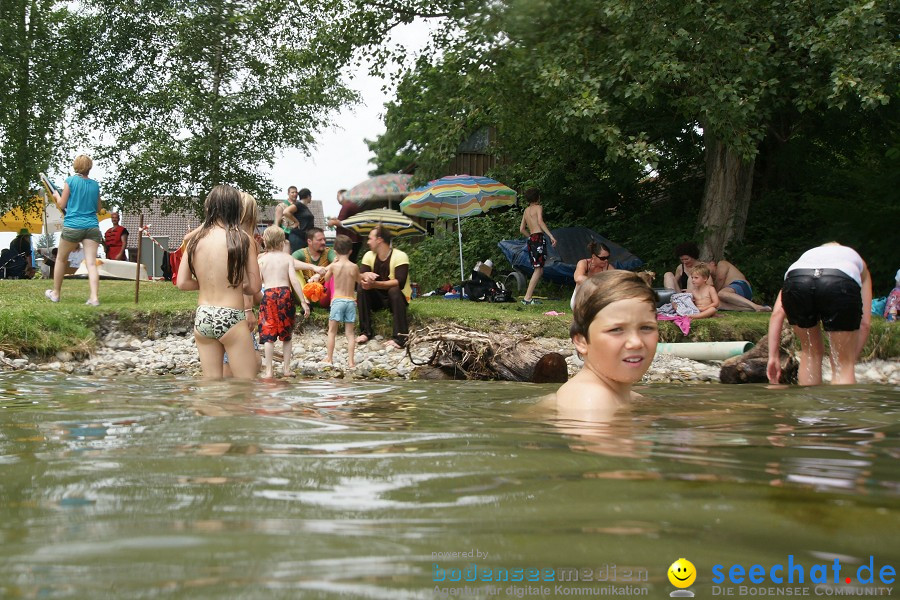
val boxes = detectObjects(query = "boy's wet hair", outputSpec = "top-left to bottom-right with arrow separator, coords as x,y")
263,225 -> 285,250
334,234 -> 352,255
571,271 -> 657,341
674,241 -> 700,259
73,154 -> 93,175
690,263 -> 710,279
188,184 -> 248,287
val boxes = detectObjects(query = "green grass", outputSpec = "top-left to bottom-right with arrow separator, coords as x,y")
1,279 -> 897,360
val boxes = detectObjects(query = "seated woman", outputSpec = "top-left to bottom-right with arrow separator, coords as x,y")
570,242 -> 616,309
662,241 -> 700,293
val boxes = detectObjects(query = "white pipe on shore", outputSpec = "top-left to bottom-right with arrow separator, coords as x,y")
655,341 -> 753,361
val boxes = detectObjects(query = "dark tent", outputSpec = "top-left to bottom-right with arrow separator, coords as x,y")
498,227 -> 643,286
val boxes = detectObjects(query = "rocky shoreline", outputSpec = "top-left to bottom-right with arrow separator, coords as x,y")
1,327 -> 898,384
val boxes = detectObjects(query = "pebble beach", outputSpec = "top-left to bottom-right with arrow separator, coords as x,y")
2,327 -> 897,385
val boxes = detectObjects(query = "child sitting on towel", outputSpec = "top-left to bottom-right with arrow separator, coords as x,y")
689,263 -> 719,319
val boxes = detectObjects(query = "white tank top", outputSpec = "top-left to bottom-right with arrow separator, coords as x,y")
786,245 -> 863,286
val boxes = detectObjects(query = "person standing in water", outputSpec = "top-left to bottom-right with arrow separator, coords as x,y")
551,270 -> 659,420
766,243 -> 872,385
519,188 -> 557,305
177,185 -> 261,380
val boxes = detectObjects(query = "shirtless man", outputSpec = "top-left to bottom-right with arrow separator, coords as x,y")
707,259 -> 771,311
519,188 -> 557,305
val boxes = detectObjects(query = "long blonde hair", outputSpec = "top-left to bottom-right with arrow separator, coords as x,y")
239,191 -> 258,235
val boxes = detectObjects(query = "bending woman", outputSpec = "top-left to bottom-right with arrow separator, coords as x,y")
766,243 -> 872,385
570,242 -> 616,309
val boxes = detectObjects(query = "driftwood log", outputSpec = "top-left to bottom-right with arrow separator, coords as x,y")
406,325 -> 568,383
719,325 -> 798,384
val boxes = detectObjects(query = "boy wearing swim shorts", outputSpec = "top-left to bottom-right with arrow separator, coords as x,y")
257,226 -> 309,378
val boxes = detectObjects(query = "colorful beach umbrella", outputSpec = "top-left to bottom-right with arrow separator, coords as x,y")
400,175 -> 517,283
344,173 -> 413,207
341,208 -> 426,240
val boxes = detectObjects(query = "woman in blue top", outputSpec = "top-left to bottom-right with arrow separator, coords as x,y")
45,154 -> 103,306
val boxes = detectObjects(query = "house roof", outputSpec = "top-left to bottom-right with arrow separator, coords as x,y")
122,199 -> 327,250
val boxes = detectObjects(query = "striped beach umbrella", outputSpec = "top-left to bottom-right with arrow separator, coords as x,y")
343,173 -> 413,207
400,175 -> 517,283
340,208 -> 426,240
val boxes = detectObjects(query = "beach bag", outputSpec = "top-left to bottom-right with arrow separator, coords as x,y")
489,281 -> 512,303
463,271 -> 498,302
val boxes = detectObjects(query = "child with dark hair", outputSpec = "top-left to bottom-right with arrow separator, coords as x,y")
177,184 -> 261,379
519,188 -> 557,305
554,271 -> 659,418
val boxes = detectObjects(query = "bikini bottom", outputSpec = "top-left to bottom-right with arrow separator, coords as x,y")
194,305 -> 246,340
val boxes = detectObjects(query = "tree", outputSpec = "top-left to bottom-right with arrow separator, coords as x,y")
321,0 -> 898,259
83,0 -> 357,213
0,0 -> 86,214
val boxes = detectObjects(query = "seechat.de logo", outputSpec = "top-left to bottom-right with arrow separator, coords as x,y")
668,558 -> 696,598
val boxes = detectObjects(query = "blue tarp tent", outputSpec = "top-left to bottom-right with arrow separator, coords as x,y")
498,227 -> 643,286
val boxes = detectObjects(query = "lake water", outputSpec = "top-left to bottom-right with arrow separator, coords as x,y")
1,373 -> 898,599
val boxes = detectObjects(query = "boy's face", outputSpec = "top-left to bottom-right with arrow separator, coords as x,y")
690,273 -> 705,287
573,299 -> 658,386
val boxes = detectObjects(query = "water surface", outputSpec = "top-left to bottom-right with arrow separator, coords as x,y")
1,374 -> 897,598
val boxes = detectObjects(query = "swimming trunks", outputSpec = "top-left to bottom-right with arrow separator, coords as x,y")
329,297 -> 356,323
781,270 -> 862,332
727,279 -> 753,299
527,233 -> 547,268
258,286 -> 295,343
195,305 -> 246,339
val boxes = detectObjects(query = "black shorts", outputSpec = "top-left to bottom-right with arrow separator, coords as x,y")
781,269 -> 862,332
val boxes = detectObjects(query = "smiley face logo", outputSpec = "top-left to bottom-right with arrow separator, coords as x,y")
668,558 -> 696,588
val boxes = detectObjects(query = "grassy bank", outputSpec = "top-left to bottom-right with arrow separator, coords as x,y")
1,279 -> 897,360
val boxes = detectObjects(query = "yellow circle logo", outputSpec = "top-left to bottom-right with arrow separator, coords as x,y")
668,558 -> 697,588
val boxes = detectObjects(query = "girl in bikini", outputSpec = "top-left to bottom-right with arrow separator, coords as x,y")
570,242 -> 617,309
177,185 -> 262,379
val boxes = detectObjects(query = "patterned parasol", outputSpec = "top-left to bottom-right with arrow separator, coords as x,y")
400,175 -> 517,282
340,208 -> 426,239
343,173 -> 413,207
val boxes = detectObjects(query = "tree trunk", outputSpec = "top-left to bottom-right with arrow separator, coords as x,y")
697,133 -> 756,260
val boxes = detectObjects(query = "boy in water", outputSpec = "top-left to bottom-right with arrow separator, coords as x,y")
322,235 -> 361,367
550,271 -> 659,420
519,188 -> 557,305
257,226 -> 309,378
689,263 -> 719,319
